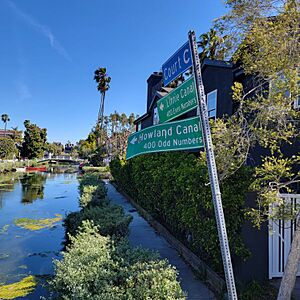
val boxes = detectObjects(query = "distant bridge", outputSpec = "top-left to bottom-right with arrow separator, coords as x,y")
37,155 -> 85,164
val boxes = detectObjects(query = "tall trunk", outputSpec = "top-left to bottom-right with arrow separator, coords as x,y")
97,93 -> 105,147
4,122 -> 7,137
277,214 -> 300,300
101,92 -> 105,130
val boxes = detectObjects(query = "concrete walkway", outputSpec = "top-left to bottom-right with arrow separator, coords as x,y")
105,181 -> 216,300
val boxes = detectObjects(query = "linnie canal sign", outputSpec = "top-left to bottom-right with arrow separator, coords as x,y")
126,116 -> 204,160
157,76 -> 197,123
162,41 -> 192,87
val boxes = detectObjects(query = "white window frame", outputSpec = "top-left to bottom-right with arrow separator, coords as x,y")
153,107 -> 159,125
137,122 -> 142,132
206,89 -> 217,119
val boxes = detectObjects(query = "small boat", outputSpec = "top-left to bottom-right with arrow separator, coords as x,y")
15,167 -> 26,172
26,166 -> 47,172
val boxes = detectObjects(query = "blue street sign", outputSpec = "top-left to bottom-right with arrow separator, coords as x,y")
162,41 -> 192,87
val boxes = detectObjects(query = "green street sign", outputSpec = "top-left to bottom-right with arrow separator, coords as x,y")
157,76 -> 197,123
126,116 -> 203,160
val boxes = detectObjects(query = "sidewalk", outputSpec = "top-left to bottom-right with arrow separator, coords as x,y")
105,181 -> 216,300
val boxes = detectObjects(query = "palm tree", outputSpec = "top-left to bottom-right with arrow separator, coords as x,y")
1,114 -> 10,137
197,29 -> 229,61
94,67 -> 111,130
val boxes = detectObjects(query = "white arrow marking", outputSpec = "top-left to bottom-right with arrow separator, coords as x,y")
130,136 -> 138,144
160,103 -> 164,111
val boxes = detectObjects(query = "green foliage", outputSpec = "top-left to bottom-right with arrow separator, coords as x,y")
67,173 -> 131,238
65,204 -> 132,238
213,0 -> 300,227
78,173 -> 106,201
77,132 -> 97,159
21,120 -> 47,159
198,28 -> 230,61
0,160 -> 28,173
110,153 -> 253,272
89,146 -> 106,166
0,137 -> 16,159
239,280 -> 278,300
46,142 -> 64,156
50,221 -> 185,300
52,168 -> 185,299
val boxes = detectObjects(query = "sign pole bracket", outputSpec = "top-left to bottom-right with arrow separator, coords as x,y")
188,30 -> 238,300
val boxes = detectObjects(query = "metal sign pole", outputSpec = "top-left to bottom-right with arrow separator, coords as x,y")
188,30 -> 238,300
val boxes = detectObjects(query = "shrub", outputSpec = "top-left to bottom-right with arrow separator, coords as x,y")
51,221 -> 185,300
110,152 -> 253,272
78,173 -> 102,195
65,203 -> 132,238
78,173 -> 107,208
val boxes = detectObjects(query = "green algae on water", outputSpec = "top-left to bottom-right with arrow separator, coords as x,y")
0,225 -> 9,234
0,275 -> 36,299
18,265 -> 28,270
14,214 -> 63,231
0,253 -> 9,260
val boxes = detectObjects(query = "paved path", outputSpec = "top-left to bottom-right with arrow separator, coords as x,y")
105,181 -> 216,300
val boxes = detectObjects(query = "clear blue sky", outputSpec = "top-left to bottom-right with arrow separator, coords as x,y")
0,0 -> 227,144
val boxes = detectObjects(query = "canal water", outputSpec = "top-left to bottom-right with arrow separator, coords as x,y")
0,172 -> 79,299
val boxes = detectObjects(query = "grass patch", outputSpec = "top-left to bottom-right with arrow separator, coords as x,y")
14,214 -> 62,231
0,275 -> 36,299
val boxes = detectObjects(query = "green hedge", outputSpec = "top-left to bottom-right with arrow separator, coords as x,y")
110,152 -> 253,272
51,221 -> 185,300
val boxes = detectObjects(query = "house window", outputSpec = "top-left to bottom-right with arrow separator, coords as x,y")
207,90 -> 217,118
137,122 -> 141,131
153,107 -> 159,125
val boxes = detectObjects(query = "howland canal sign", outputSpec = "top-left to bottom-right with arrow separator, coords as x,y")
126,116 -> 204,160
162,41 -> 192,86
157,76 -> 197,123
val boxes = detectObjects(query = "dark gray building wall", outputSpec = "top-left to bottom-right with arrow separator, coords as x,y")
202,64 -> 234,118
141,115 -> 153,130
233,192 -> 269,285
146,73 -> 163,111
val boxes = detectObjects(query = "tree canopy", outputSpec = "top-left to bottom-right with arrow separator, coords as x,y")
21,120 -> 47,159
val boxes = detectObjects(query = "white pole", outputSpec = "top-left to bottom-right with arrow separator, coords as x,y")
188,30 -> 238,300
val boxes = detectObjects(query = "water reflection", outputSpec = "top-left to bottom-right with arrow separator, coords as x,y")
0,172 -> 79,299
0,173 -> 23,208
20,174 -> 46,204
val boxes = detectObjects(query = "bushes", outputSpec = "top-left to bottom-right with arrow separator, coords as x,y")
51,221 -> 185,300
51,172 -> 185,299
65,173 -> 130,238
110,152 -> 253,272
65,204 -> 132,238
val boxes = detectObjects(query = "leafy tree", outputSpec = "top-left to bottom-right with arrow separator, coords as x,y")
77,132 -> 97,159
46,142 -> 64,156
197,28 -> 230,61
213,1 -> 299,298
10,126 -> 22,145
0,137 -> 16,159
1,114 -> 10,136
21,120 -> 47,159
94,67 -> 111,146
